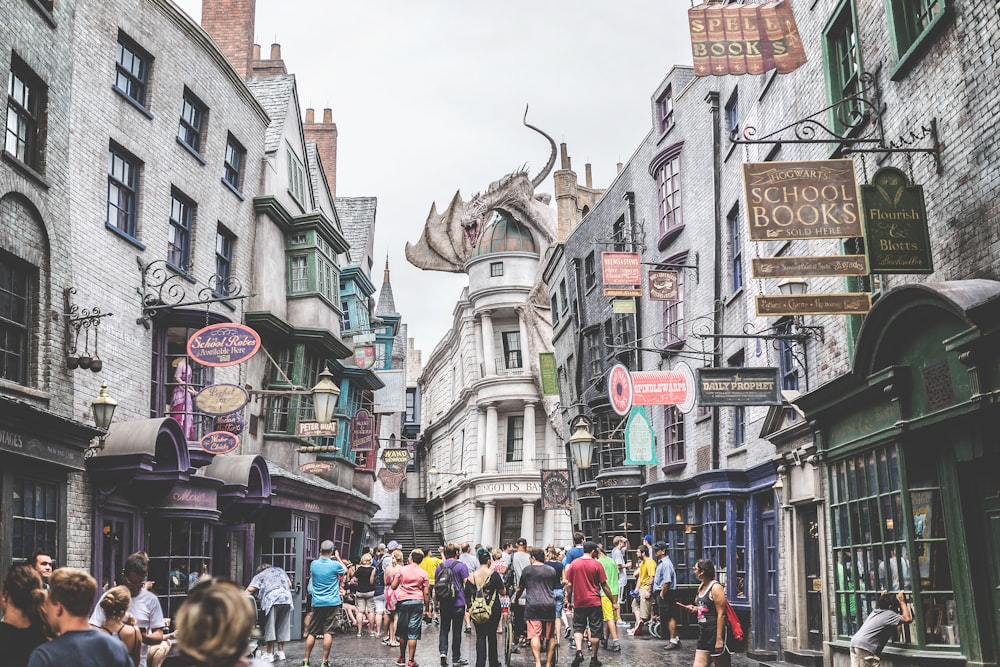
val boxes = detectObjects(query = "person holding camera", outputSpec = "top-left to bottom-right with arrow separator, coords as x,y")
302,541 -> 349,667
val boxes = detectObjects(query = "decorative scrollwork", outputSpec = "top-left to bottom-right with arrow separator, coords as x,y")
136,257 -> 255,326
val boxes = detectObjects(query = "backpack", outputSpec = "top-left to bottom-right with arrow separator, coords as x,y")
469,576 -> 495,625
502,563 -> 518,594
434,561 -> 460,603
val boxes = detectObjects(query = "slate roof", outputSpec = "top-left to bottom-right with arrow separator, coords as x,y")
376,259 -> 397,315
246,75 -> 296,154
265,460 -> 374,503
335,197 -> 377,268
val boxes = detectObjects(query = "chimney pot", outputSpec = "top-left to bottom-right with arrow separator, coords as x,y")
270,43 -> 281,59
306,108 -> 315,124
252,43 -> 261,60
323,108 -> 333,124
559,142 -> 569,170
616,162 -> 623,175
585,163 -> 593,189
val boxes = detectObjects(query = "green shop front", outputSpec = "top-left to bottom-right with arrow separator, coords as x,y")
796,281 -> 1000,667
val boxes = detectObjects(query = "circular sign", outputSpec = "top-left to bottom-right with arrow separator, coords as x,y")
186,323 -> 261,367
607,363 -> 633,416
199,431 -> 239,455
194,384 -> 250,416
674,362 -> 697,414
214,412 -> 245,435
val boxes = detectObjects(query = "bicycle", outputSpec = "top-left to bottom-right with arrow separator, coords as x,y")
504,618 -> 515,666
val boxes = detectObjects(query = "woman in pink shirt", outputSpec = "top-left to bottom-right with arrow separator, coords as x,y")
390,549 -> 430,667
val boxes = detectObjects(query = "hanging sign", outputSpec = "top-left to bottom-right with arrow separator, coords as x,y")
539,353 -> 559,396
697,367 -> 782,406
194,384 -> 250,416
186,323 -> 261,367
648,270 -> 679,301
299,461 -> 333,475
631,362 -> 697,413
601,252 -> 642,286
214,412 -> 245,435
689,0 -> 807,77
351,408 -> 376,451
612,298 -> 636,314
861,166 -> 933,274
378,468 -> 407,491
608,363 -> 634,416
354,344 -> 376,370
752,255 -> 868,278
380,447 -> 411,474
199,431 -> 239,455
756,292 -> 872,316
540,469 -> 571,510
624,406 -> 658,465
743,159 -> 864,241
297,420 -> 339,437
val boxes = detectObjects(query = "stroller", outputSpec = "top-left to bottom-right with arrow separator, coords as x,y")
246,593 -> 265,657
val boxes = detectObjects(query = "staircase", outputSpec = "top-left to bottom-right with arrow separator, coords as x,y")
382,497 -> 443,552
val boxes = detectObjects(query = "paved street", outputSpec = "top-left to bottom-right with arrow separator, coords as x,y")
270,627 -> 758,667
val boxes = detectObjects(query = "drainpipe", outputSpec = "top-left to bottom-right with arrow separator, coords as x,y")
707,90 -> 723,470
623,192 -> 642,371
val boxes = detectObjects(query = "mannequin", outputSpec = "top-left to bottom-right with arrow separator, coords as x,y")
170,358 -> 196,440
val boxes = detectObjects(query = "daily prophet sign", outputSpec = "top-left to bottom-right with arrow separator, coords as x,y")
743,159 -> 864,241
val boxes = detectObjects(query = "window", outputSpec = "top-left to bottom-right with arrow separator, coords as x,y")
730,350 -> 745,449
584,253 -> 596,291
596,414 -> 626,470
341,300 -> 352,331
886,0 -> 946,70
777,320 -> 799,391
147,520 -> 212,619
824,1 -> 863,133
289,255 -> 308,293
6,56 -> 46,171
725,90 -> 739,141
551,291 -> 560,325
612,216 -> 628,251
0,251 -> 33,385
664,405 -> 685,464
502,331 -> 522,370
656,85 -> 674,134
490,261 -> 503,277
505,415 -> 524,462
222,134 -> 245,192
214,226 -> 234,296
106,145 -> 140,239
167,190 -> 194,270
729,204 -> 743,293
614,313 -> 636,368
317,257 -> 336,302
585,329 -> 602,379
114,32 -> 151,108
405,388 -> 416,424
286,144 -> 306,204
559,280 -> 569,314
661,256 -> 686,347
656,153 -> 682,237
150,320 -> 214,441
177,89 -> 206,154
11,476 -> 59,561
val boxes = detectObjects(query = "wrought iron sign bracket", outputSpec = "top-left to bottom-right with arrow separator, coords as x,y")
730,71 -> 941,173
692,320 -> 824,345
136,257 -> 255,327
63,287 -> 114,372
641,253 -> 700,284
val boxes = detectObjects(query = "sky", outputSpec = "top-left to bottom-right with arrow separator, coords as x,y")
175,1 -> 694,358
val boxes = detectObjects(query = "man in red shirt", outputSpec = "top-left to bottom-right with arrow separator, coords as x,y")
563,541 -> 614,667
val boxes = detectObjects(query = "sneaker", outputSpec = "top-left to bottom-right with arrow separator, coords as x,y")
571,651 -> 584,667
440,655 -> 448,667
598,639 -> 607,649
408,661 -> 419,667
276,651 -> 286,661
672,639 -> 681,648
454,660 -> 469,666
301,662 -> 309,667
434,617 -> 440,625
609,642 -> 621,652
320,662 -> 331,667
464,626 -> 472,634
616,621 -> 629,627
261,654 -> 274,664
396,658 -> 406,666
589,658 -> 602,667
663,642 -> 679,651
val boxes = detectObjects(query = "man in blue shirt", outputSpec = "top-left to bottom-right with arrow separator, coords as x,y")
562,532 -> 586,567
652,542 -> 681,650
303,540 -> 350,667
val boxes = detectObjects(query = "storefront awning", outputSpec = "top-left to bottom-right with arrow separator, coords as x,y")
87,417 -> 191,484
197,454 -> 272,509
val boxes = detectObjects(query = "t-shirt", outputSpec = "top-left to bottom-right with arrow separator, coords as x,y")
89,587 -> 164,667
851,608 -> 903,655
511,552 -> 531,604
562,546 -> 584,567
355,565 -> 376,594
421,556 -> 443,584
249,566 -> 294,613
308,557 -> 348,607
459,553 -> 479,575
0,621 -> 47,667
435,558 -> 470,607
564,556 -> 607,609
598,556 -> 619,598
519,564 -> 559,621
394,563 -> 429,602
637,557 -> 656,590
545,560 -> 564,591
28,629 -> 132,667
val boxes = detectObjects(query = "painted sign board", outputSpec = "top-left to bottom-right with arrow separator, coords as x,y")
186,323 -> 261,367
354,345 -> 376,370
299,461 -> 333,474
689,0 -> 807,77
351,408 -> 376,451
608,363 -> 633,416
380,447 -> 411,474
631,362 -> 697,413
199,431 -> 239,455
539,353 -> 559,396
214,413 -> 245,435
743,159 -> 864,241
751,255 -> 868,278
648,270 -> 679,300
697,367 -> 782,406
540,469 -> 571,510
861,167 -> 933,274
603,287 -> 643,298
374,370 -> 406,413
194,384 -> 250,416
297,420 -> 339,437
378,469 -> 407,491
756,293 -> 872,317
612,298 -> 636,314
601,252 -> 642,285
624,406 -> 658,465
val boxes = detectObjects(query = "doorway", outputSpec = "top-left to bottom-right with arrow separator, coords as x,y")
754,492 -> 779,654
100,509 -> 137,590
499,507 -> 522,547
259,532 -> 304,635
802,505 -> 823,651
958,452 -> 1000,664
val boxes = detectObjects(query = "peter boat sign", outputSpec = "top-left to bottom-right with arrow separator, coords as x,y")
187,323 -> 261,367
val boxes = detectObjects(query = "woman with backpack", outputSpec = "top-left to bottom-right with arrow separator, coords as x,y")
467,547 -> 505,667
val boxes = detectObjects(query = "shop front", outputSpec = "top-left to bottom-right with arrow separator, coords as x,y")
796,281 -> 1000,667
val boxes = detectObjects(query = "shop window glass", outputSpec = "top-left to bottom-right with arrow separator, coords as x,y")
701,498 -> 728,589
147,520 -> 212,619
150,322 -> 214,441
0,250 -> 33,385
601,493 -> 641,548
11,476 -> 59,561
596,414 -> 625,470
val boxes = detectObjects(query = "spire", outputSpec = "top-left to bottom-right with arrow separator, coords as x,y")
383,253 -> 391,284
376,254 -> 397,315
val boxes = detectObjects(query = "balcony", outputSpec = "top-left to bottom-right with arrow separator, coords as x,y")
494,356 -> 524,376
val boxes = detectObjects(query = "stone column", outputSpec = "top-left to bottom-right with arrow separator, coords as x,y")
542,508 -> 555,547
473,317 -> 485,378
481,311 -> 496,376
481,501 -> 497,548
517,312 -> 531,370
476,408 -> 487,473
520,500 -> 535,545
473,502 -> 485,547
523,403 -> 537,472
485,404 -> 499,473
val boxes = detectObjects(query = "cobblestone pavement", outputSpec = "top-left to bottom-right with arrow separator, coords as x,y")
266,625 -> 758,667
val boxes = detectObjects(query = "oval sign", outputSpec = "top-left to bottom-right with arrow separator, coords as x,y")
186,323 -> 261,367
299,461 -> 333,475
200,431 -> 239,455
607,363 -> 633,416
194,383 -> 250,416
214,412 -> 245,435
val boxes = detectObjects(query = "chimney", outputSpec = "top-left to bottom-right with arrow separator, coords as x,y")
304,107 -> 338,197
560,142 -> 570,170
269,42 -> 281,59
250,40 -> 287,75
252,43 -> 261,60
201,0 -> 256,80
617,162 -> 623,175
585,163 -> 593,189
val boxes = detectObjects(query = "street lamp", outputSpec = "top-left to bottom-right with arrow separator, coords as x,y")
87,382 -> 117,459
567,415 -> 596,470
310,366 -> 340,425
777,277 -> 808,296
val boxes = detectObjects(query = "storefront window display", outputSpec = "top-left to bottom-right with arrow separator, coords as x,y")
11,476 -> 59,561
147,520 -> 212,619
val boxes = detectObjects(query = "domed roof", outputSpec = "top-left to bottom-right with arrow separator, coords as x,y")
474,210 -> 537,256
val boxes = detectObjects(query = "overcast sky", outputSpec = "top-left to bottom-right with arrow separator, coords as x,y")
176,1 -> 694,358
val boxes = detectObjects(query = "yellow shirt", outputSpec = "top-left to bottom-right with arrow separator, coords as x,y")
637,557 -> 656,589
421,555 -> 443,584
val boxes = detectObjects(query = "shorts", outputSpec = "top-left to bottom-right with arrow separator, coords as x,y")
308,605 -> 341,636
638,593 -> 652,620
396,600 -> 424,641
657,590 -> 676,620
526,620 -> 555,640
572,606 -> 604,639
265,604 -> 291,642
356,592 -> 376,614
374,594 -> 386,614
697,621 -> 730,655
553,589 -> 563,617
850,646 -> 881,667
601,597 -> 615,622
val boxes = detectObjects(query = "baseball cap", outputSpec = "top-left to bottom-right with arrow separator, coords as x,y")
644,534 -> 653,543
583,541 -> 599,554
654,541 -> 668,552
320,540 -> 335,553
387,540 -> 402,551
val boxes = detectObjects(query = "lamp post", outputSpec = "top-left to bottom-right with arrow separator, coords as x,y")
87,382 -> 117,458
567,415 -> 596,470
777,277 -> 808,296
427,465 -> 466,483
310,366 -> 340,425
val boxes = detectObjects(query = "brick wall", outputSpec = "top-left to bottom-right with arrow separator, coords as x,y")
304,107 -> 338,198
200,0 -> 256,79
